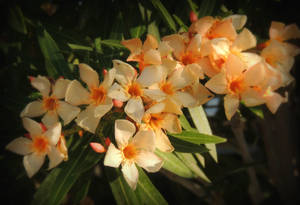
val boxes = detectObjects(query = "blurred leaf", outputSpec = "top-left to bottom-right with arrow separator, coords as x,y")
175,152 -> 211,183
150,0 -> 177,32
67,43 -> 93,51
130,25 -> 147,38
170,130 -> 226,144
169,136 -> 209,153
105,167 -> 140,205
94,37 -> 103,54
135,167 -> 168,205
37,26 -> 72,78
173,14 -> 188,32
248,106 -> 264,119
101,39 -> 124,49
187,0 -> 199,12
198,0 -> 216,17
70,172 -> 92,204
8,6 -> 27,34
188,106 -> 218,163
32,135 -> 99,205
155,150 -> 194,178
148,21 -> 160,41
179,114 -> 194,131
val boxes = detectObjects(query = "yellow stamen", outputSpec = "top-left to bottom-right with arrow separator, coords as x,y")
229,77 -> 245,94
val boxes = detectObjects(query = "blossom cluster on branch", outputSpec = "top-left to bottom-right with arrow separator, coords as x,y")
6,14 -> 300,189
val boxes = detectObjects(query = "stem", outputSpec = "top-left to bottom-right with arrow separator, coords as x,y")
230,114 -> 263,205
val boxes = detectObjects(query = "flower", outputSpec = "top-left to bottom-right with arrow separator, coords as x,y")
108,60 -> 163,123
121,34 -> 161,71
21,76 -> 80,128
65,64 -> 116,133
104,119 -> 163,189
6,118 -> 63,177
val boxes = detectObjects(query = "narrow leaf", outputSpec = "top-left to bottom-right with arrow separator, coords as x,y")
248,106 -> 264,119
173,15 -> 188,32
101,40 -> 125,49
198,0 -> 216,17
67,43 -> 93,51
37,26 -> 72,78
135,167 -> 168,205
171,130 -> 226,144
188,106 -> 218,162
155,150 -> 194,178
169,136 -> 209,153
8,6 -> 27,34
150,0 -> 176,32
105,167 -> 140,205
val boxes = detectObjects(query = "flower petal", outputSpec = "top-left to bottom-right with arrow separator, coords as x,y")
23,153 -> 45,178
44,122 -> 61,146
47,146 -> 64,169
113,60 -> 137,86
224,15 -> 247,30
94,98 -> 113,118
244,62 -> 266,86
65,80 -> 90,106
187,34 -> 202,53
144,49 -> 161,65
232,28 -> 256,52
143,34 -> 158,51
205,71 -> 228,94
6,137 -> 32,155
102,68 -> 116,89
225,54 -> 247,78
115,119 -> 136,148
265,91 -> 283,114
23,118 -> 43,137
135,151 -> 163,173
137,65 -> 163,87
241,89 -> 265,107
57,101 -> 80,125
162,34 -> 185,60
121,162 -> 139,190
160,113 -> 182,134
168,67 -> 195,89
42,112 -> 59,128
154,129 -> 174,152
52,78 -> 71,99
104,143 -> 123,167
121,38 -> 142,54
75,105 -> 101,134
108,83 -> 130,102
124,97 -> 144,123
224,94 -> 239,120
31,75 -> 51,97
79,63 -> 99,88
143,89 -> 166,102
173,91 -> 198,108
20,101 -> 45,118
132,129 -> 155,152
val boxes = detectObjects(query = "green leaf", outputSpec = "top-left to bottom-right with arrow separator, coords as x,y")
175,152 -> 211,183
179,114 -> 194,131
101,39 -> 124,49
37,26 -> 72,78
105,167 -> 140,205
67,43 -> 93,51
150,0 -> 177,32
169,136 -> 209,153
70,172 -> 92,204
148,21 -> 160,41
8,6 -> 27,34
173,14 -> 188,32
248,106 -> 264,119
32,135 -> 100,205
188,106 -> 218,163
155,150 -> 194,178
130,25 -> 147,38
171,130 -> 226,144
198,0 -> 216,17
187,0 -> 199,12
135,167 -> 168,205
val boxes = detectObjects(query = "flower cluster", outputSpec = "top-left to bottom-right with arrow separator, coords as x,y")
6,14 -> 299,189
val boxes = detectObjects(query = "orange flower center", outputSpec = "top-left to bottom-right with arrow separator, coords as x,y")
160,82 -> 174,95
90,86 -> 107,105
127,82 -> 143,97
149,113 -> 164,129
181,52 -> 197,65
123,144 -> 137,160
206,20 -> 221,39
229,78 -> 245,94
32,136 -> 49,154
265,56 -> 276,67
43,96 -> 59,111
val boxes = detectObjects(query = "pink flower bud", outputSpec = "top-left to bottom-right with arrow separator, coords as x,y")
90,142 -> 106,153
189,11 -> 198,23
113,99 -> 123,108
39,123 -> 47,132
102,69 -> 108,75
28,76 -> 35,82
105,137 -> 111,147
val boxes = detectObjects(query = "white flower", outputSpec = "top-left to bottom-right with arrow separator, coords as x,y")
65,64 -> 115,133
6,118 -> 63,178
104,119 -> 163,190
21,76 -> 80,128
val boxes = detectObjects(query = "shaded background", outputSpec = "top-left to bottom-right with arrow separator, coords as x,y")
1,0 -> 299,204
